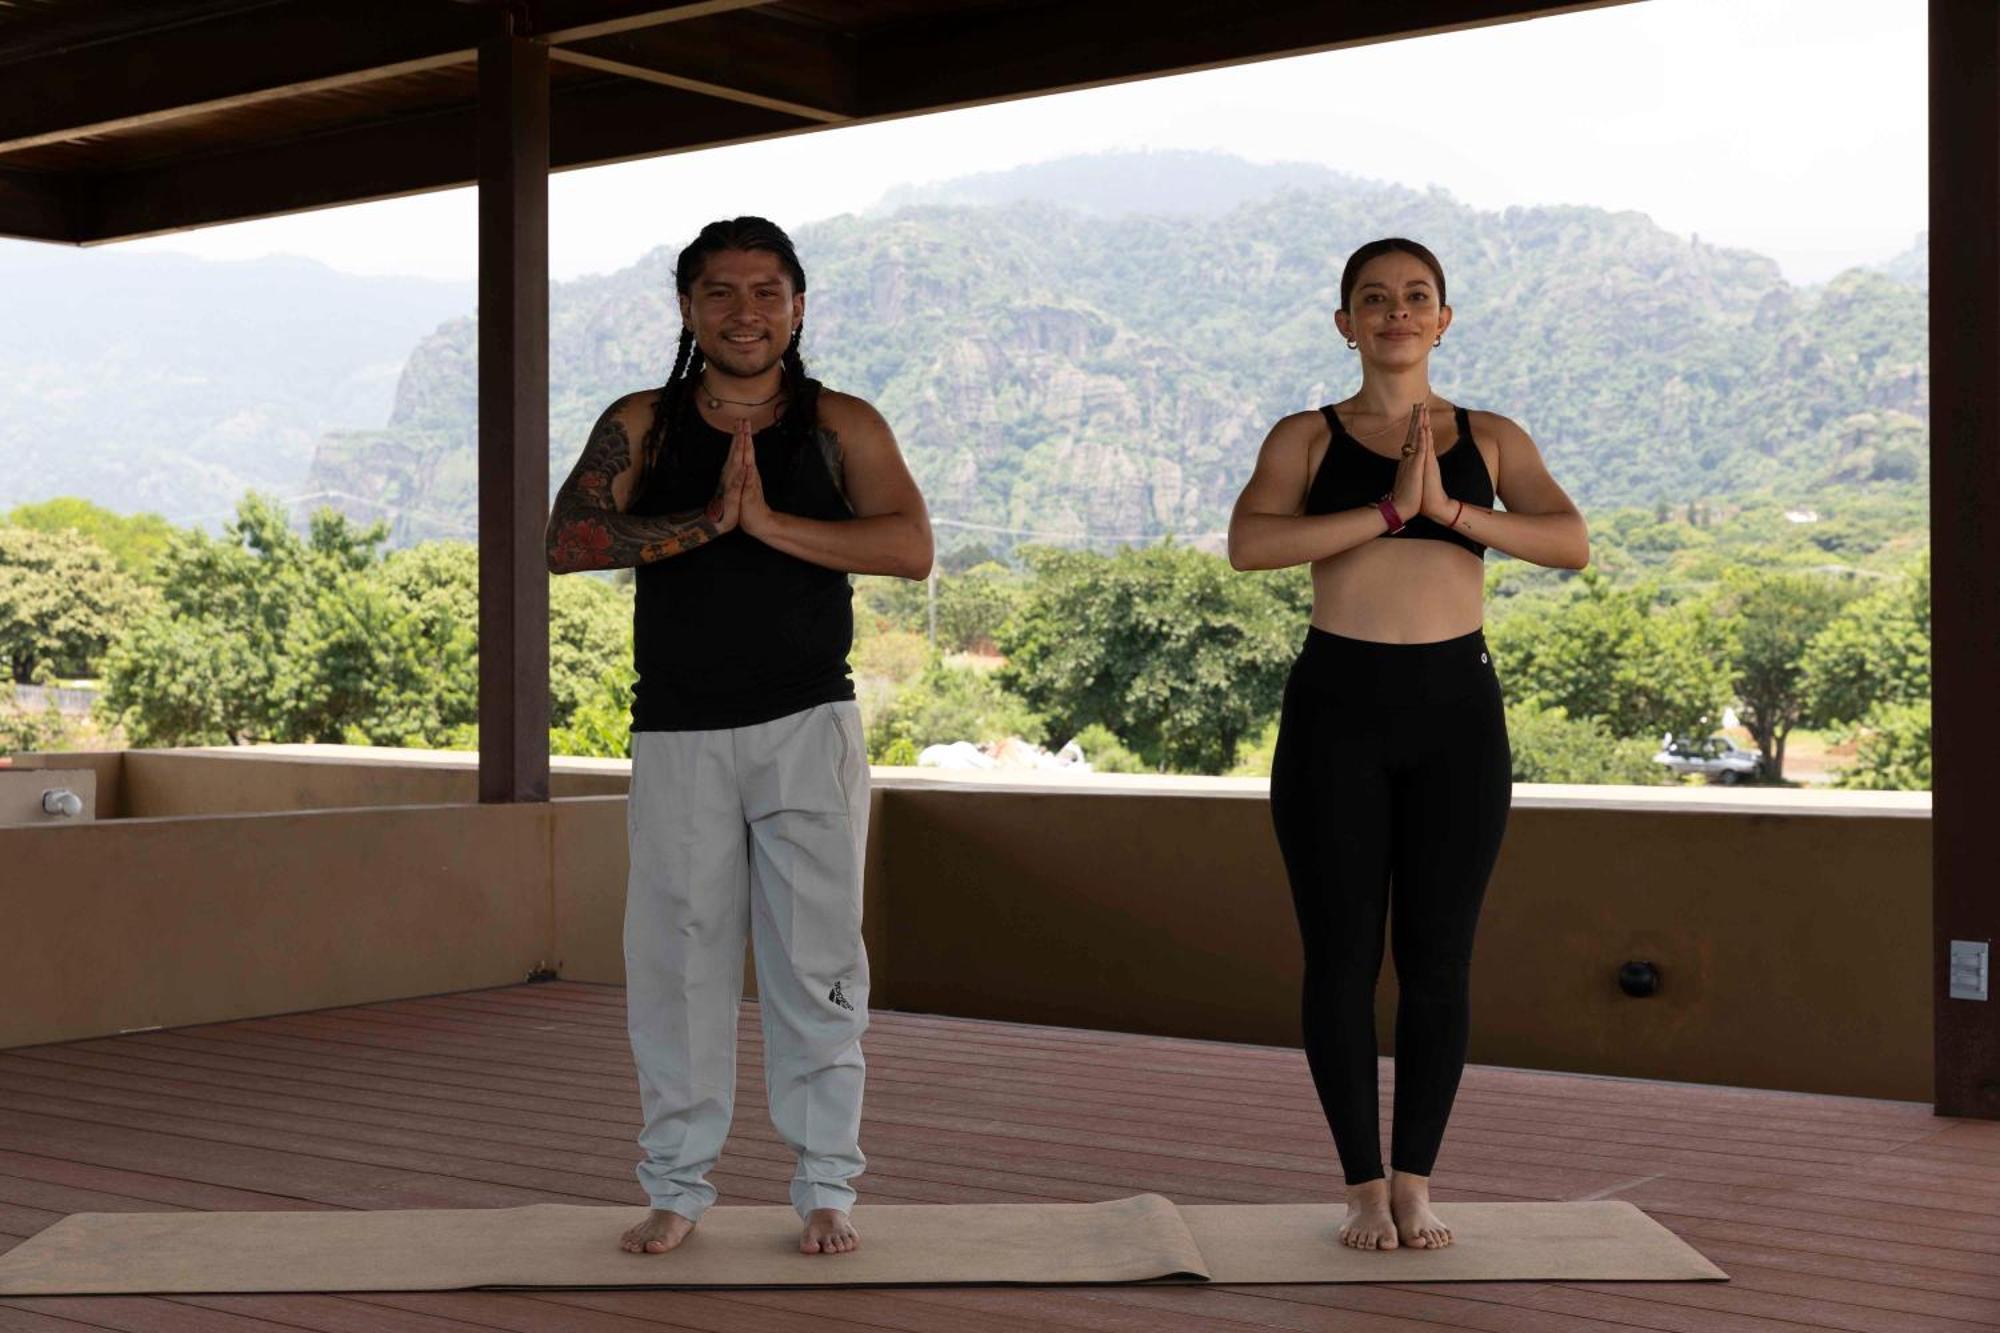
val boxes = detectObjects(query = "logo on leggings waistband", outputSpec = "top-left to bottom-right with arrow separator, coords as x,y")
829,981 -> 854,1011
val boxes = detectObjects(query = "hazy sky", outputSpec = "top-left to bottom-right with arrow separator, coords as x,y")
95,0 -> 1922,286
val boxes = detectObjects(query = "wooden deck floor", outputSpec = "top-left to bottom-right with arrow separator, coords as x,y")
1,981 -> 1996,1333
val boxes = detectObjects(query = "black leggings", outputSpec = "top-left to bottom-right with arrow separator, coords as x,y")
1269,627 -> 1511,1185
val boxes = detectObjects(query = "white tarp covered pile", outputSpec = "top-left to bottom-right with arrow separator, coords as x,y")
917,736 -> 1091,772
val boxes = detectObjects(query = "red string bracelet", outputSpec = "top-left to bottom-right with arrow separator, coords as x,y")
1452,499 -> 1466,529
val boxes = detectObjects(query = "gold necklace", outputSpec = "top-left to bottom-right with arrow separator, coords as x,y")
1345,398 -> 1445,441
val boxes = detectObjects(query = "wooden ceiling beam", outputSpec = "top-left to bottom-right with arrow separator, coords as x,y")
0,168 -> 73,243
0,0 -> 776,159
68,76 -> 808,244
0,1 -> 490,159
536,0 -> 776,45
552,9 -> 857,122
548,49 -> 845,123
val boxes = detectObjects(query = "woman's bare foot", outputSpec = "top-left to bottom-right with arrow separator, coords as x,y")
800,1207 -> 860,1255
619,1208 -> 695,1255
1338,1178 -> 1399,1250
1390,1171 -> 1453,1249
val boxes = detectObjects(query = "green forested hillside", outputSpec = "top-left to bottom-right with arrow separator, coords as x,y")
307,154 -> 1928,549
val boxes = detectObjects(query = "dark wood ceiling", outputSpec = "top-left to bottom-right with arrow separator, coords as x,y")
0,0 -> 1630,245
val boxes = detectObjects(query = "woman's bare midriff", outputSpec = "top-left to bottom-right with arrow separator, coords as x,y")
1309,538 -> 1485,643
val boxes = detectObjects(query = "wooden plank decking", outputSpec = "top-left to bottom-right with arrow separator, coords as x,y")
0,981 -> 1995,1333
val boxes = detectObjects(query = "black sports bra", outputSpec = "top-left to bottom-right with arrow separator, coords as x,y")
1305,404 -> 1494,559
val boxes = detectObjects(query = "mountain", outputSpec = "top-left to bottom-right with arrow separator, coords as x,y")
1873,232 -> 1928,291
0,246 -> 472,525
308,153 -> 1929,549
876,150 -> 1356,218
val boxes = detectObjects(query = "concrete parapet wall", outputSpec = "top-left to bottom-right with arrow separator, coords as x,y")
3,800 -> 552,1049
873,776 -> 1931,1102
3,746 -> 1931,1101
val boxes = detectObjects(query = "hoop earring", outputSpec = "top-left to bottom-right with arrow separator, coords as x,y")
1345,338 -> 1358,350
1433,336 -> 1443,348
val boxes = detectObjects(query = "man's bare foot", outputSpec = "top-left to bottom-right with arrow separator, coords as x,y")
800,1207 -> 860,1255
620,1209 -> 695,1255
1338,1178 -> 1399,1250
1390,1171 -> 1453,1249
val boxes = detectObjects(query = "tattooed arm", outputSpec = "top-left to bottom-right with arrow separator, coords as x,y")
545,393 -> 740,574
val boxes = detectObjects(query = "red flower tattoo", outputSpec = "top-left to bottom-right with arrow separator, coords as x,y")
552,520 -> 613,569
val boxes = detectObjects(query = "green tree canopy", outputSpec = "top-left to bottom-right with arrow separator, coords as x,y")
996,543 -> 1299,773
865,658 -> 1044,761
1835,699 -> 1930,790
1802,554 -> 1929,728
98,495 -> 388,745
0,525 -> 141,683
97,497 -> 632,748
1504,701 -> 1665,785
5,498 -> 177,578
935,561 -> 1024,654
1486,570 -> 1734,745
1716,568 -> 1862,779
550,646 -> 638,758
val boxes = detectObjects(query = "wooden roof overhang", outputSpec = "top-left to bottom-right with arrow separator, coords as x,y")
0,0 -> 1629,246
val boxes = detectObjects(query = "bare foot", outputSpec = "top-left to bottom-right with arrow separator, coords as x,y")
1338,1178 -> 1399,1251
800,1207 -> 860,1255
619,1208 -> 695,1255
1390,1171 -> 1453,1249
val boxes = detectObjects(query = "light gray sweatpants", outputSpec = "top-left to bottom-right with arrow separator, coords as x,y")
624,700 -> 870,1223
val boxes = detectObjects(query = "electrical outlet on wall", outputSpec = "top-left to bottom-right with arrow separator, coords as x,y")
1949,940 -> 1990,1002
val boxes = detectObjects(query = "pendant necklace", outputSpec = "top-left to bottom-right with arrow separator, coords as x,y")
701,375 -> 786,411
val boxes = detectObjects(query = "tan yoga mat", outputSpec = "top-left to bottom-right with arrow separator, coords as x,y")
0,1196 -> 1724,1294
1180,1201 -> 1727,1282
0,1195 -> 1205,1294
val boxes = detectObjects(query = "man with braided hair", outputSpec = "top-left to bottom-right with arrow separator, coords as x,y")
546,217 -> 933,1258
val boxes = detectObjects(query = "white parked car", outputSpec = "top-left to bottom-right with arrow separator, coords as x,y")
1653,734 -> 1764,784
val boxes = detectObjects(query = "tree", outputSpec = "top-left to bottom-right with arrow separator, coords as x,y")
1835,699 -> 1930,790
865,658 -> 1044,760
367,541 -> 481,743
1802,554 -> 1929,727
0,683 -> 71,756
363,542 -> 631,744
1715,569 -> 1860,780
551,649 -> 638,758
996,543 -> 1297,773
98,502 -> 640,750
5,498 -> 177,577
549,572 -> 634,731
935,561 -> 1023,654
852,571 -> 928,638
98,495 -> 390,745
1503,701 -> 1664,784
0,526 -> 138,683
1486,570 -> 1734,745
1067,722 -> 1149,773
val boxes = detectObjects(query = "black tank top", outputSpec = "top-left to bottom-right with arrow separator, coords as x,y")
628,394 -> 856,731
1306,404 -> 1493,559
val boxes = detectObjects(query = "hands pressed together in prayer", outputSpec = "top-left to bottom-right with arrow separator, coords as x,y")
705,418 -> 776,539
1388,403 -> 1465,530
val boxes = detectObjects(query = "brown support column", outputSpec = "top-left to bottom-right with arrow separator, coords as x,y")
477,31 -> 550,804
1931,0 -> 2000,1119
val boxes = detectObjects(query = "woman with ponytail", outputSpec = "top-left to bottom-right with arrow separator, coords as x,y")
1228,238 -> 1588,1253
546,216 -> 932,1260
